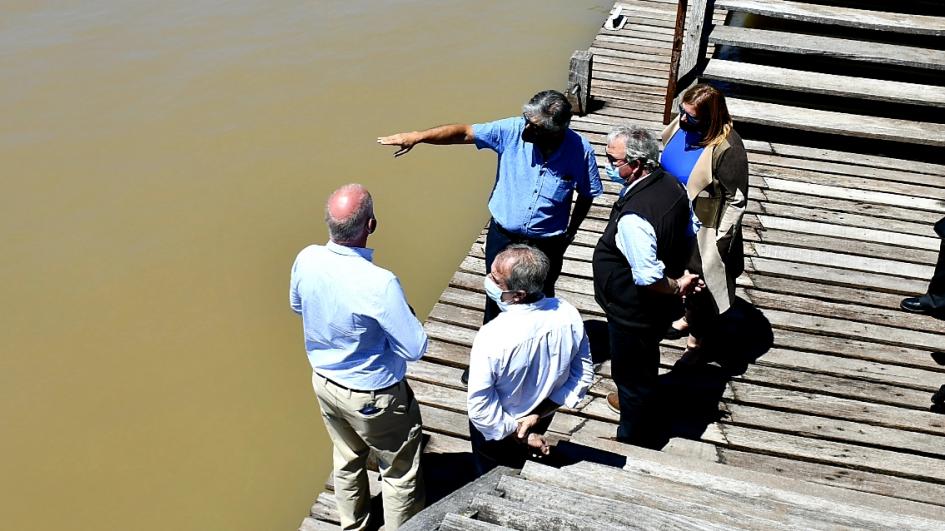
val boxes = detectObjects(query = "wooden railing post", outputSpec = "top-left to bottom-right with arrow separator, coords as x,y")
664,0 -> 715,123
567,50 -> 593,116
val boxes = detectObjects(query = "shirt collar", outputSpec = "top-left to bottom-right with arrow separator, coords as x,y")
504,294 -> 552,312
326,240 -> 374,262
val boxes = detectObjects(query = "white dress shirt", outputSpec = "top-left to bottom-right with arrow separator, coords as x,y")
467,296 -> 594,441
615,174 -> 666,286
289,241 -> 427,390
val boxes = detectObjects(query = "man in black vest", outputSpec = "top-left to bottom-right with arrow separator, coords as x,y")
900,216 -> 945,318
593,125 -> 702,445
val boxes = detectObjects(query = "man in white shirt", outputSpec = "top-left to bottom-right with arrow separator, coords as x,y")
466,244 -> 594,474
290,184 -> 427,530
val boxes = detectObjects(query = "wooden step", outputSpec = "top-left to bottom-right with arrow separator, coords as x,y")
716,0 -> 945,37
725,97 -> 945,147
703,59 -> 945,108
439,513 -> 512,531
469,492 -> 627,531
708,25 -> 945,71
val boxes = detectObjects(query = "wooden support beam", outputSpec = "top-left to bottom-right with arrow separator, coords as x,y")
567,50 -> 593,116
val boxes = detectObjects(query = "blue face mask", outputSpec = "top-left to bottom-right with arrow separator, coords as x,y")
484,275 -> 512,312
605,165 -> 624,184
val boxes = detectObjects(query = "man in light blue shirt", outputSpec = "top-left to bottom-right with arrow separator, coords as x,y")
289,184 -> 427,530
378,90 -> 603,330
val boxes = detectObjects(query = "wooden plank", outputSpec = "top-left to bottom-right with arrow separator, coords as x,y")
709,25 -> 945,71
740,140 -> 945,176
747,153 -> 945,189
440,514 -> 513,531
751,165 -> 945,203
470,492 -> 628,531
496,475 -> 732,530
572,433 -> 945,520
716,0 -> 945,37
704,59 -> 945,108
750,215 -> 941,251
747,243 -> 934,280
299,517 -> 339,531
519,461 -> 796,530
557,451 -> 945,529
726,97 -> 945,147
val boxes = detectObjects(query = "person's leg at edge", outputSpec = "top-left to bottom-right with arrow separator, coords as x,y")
312,374 -> 371,531
533,235 -> 566,299
482,220 -> 513,325
609,324 -> 660,444
927,239 -> 945,308
350,381 -> 425,530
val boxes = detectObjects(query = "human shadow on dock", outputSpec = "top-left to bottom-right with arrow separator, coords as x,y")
584,295 -> 773,451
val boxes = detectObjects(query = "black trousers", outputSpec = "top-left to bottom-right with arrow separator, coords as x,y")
469,414 -> 554,476
608,322 -> 662,444
482,219 -> 568,324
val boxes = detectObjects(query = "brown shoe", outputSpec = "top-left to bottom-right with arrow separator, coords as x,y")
606,392 -> 620,414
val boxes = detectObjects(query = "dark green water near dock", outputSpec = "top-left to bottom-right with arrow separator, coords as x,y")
0,1 -> 613,529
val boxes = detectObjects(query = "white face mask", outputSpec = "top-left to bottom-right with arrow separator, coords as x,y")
483,275 -> 512,312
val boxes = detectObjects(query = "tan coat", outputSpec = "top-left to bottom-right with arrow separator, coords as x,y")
662,117 -> 749,314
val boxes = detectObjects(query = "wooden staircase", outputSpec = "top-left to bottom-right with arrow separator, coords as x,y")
697,0 -> 945,149
397,442 -> 945,530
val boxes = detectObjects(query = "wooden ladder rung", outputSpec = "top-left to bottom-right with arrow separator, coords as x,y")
725,97 -> 945,147
716,0 -> 945,37
708,25 -> 945,71
703,59 -> 945,108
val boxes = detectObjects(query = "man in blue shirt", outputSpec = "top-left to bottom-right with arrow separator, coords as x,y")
290,184 -> 427,530
378,90 -> 603,327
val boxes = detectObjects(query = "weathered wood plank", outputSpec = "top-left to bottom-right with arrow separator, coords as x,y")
496,475 -> 732,531
439,514 -> 513,531
709,25 -> 945,71
470,492 -> 627,531
299,516 -> 340,531
716,0 -> 945,36
740,140 -> 945,176
717,448 -> 945,508
727,97 -> 945,147
704,59 -> 945,108
567,433 -> 945,513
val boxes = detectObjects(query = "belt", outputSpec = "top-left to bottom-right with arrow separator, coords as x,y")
491,219 -> 564,241
320,374 -> 402,394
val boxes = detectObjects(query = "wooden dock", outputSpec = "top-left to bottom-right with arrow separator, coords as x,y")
303,1 -> 945,529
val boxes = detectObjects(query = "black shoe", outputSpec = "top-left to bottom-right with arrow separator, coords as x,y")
900,295 -> 937,314
664,324 -> 687,340
460,368 -> 469,385
932,384 -> 945,405
932,402 -> 945,415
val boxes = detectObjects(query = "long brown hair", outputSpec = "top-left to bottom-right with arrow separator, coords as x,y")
681,83 -> 732,148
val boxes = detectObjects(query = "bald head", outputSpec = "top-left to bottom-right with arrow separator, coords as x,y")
325,184 -> 374,244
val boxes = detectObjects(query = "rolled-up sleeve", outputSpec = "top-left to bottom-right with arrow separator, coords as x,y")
377,277 -> 427,362
577,139 -> 604,198
615,214 -> 665,286
549,329 -> 594,408
467,341 -> 517,441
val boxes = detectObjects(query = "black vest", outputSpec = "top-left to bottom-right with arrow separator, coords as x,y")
593,168 -> 691,330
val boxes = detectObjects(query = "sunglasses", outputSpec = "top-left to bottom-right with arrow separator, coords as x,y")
677,104 -> 700,125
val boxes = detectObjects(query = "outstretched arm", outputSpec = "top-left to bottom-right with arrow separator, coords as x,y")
377,124 -> 475,157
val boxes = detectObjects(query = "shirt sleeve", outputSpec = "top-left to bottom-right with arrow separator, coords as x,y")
472,117 -> 518,154
466,334 -> 518,441
615,213 -> 665,286
289,254 -> 302,315
549,326 -> 594,408
376,277 -> 428,362
576,137 -> 604,198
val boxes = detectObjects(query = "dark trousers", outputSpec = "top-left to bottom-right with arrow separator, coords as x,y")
483,219 -> 568,324
609,322 -> 662,444
926,238 -> 945,308
469,414 -> 554,476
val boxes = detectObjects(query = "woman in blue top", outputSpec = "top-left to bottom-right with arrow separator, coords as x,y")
659,84 -> 749,361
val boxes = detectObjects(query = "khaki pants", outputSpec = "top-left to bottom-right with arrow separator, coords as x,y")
312,372 -> 425,531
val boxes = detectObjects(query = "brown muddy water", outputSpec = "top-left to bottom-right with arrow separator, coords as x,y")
0,1 -> 614,530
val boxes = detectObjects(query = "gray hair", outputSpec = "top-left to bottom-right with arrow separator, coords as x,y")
496,244 -> 550,295
522,90 -> 572,133
606,125 -> 660,172
324,184 -> 373,243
